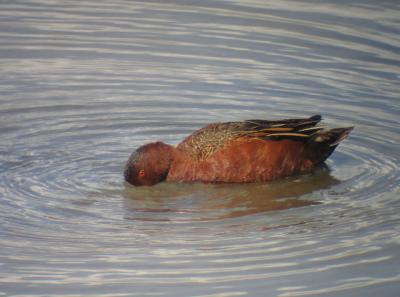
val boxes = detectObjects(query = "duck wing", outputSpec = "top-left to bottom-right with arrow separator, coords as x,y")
178,115 -> 324,160
241,114 -> 323,140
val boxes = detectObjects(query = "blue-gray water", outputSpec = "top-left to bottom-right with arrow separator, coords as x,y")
1,1 -> 400,296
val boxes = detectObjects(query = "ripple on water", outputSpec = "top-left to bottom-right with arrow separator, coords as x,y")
1,0 -> 400,296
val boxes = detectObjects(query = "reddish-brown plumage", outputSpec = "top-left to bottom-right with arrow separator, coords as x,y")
124,115 -> 353,186
167,138 -> 313,183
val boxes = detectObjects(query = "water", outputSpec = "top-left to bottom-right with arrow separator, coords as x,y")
1,0 -> 399,296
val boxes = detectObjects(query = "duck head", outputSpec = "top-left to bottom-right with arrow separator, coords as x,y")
124,142 -> 176,186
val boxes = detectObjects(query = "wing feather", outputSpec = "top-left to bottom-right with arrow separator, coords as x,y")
241,115 -> 323,141
178,115 -> 324,160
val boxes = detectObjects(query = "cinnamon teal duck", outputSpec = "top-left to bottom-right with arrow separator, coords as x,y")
124,115 -> 353,186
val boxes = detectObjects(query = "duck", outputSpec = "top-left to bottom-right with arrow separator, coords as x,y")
124,115 -> 353,186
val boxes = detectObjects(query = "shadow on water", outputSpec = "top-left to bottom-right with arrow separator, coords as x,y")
122,166 -> 338,221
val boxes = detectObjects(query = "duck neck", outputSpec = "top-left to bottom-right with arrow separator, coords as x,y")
148,142 -> 177,177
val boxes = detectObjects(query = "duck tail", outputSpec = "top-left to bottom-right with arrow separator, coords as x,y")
308,127 -> 354,165
313,127 -> 354,147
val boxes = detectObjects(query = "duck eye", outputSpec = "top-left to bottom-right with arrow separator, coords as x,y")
138,169 -> 145,177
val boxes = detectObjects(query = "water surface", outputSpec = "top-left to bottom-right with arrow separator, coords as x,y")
1,1 -> 400,296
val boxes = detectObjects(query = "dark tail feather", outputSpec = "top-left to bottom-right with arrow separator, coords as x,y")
315,127 -> 353,146
309,127 -> 354,165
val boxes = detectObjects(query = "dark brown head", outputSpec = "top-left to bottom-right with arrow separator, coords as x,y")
124,142 -> 175,186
